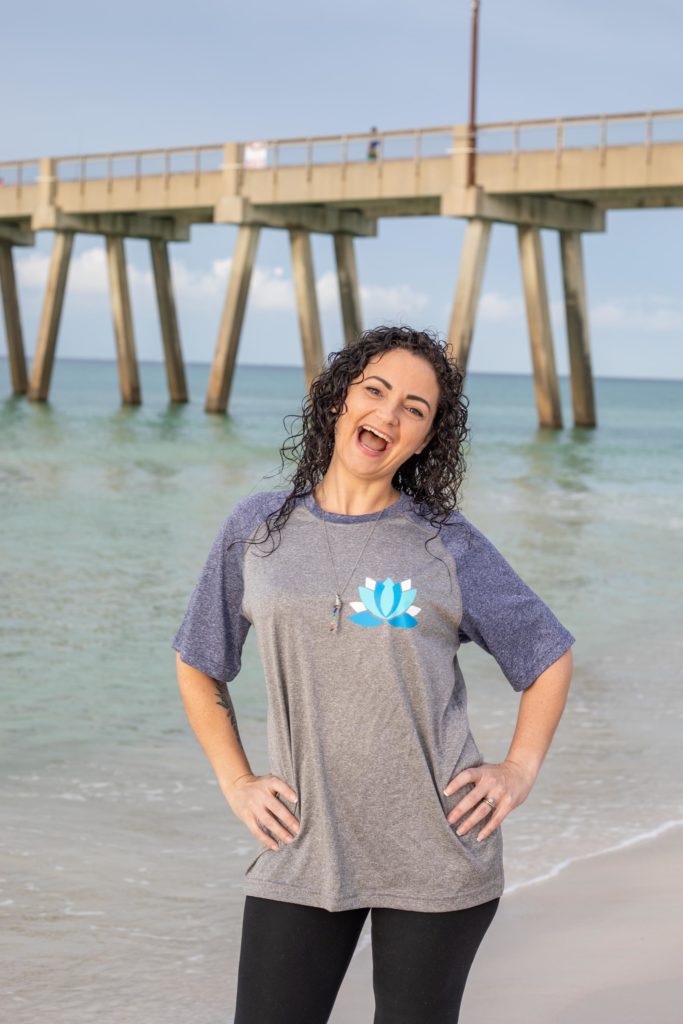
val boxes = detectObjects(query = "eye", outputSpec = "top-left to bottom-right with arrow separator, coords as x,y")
408,407 -> 425,418
365,386 -> 381,395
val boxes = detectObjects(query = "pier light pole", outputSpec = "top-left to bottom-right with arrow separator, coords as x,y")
467,0 -> 481,187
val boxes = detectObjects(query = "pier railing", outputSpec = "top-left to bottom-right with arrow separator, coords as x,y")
2,108 -> 683,195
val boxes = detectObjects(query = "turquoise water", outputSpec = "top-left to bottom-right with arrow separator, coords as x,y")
2,357 -> 682,1022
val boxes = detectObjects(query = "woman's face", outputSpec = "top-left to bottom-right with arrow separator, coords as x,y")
332,348 -> 440,480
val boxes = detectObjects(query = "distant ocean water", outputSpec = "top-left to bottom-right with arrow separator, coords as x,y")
2,357 -> 682,1023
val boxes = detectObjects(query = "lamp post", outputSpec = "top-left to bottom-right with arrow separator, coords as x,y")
466,0 -> 481,188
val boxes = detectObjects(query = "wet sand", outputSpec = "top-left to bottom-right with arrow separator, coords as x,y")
330,825 -> 683,1023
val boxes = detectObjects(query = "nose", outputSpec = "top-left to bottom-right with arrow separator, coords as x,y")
377,401 -> 400,427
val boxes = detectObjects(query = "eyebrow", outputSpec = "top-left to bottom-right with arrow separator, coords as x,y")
363,375 -> 432,412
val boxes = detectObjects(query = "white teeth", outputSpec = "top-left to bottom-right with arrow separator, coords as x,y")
360,425 -> 391,443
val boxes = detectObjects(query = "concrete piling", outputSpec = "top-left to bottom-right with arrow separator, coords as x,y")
560,231 -> 597,428
447,217 -> 491,372
334,233 -> 363,346
205,224 -> 260,414
0,244 -> 28,395
150,238 -> 187,403
289,229 -> 324,394
28,231 -> 74,402
517,225 -> 563,429
106,236 -> 141,406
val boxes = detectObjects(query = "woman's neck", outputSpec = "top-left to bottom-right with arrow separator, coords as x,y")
313,472 -> 401,517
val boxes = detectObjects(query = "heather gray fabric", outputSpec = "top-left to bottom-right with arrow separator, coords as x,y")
171,488 -> 575,912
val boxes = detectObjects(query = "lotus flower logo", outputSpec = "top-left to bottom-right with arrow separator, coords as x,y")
348,577 -> 421,629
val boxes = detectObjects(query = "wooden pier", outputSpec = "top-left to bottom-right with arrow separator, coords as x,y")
3,107 -> 683,427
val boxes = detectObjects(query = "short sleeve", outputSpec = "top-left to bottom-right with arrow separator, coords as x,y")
448,517 -> 576,692
171,513 -> 251,683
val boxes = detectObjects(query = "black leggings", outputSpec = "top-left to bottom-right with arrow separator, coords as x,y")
234,894 -> 499,1024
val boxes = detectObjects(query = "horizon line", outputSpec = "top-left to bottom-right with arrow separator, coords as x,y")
0,354 -> 681,384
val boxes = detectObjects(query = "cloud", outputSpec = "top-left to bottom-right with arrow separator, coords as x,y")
591,299 -> 683,332
16,244 -> 151,296
478,291 -> 525,322
359,281 -> 429,316
251,265 -> 296,311
478,291 -> 564,326
317,271 -> 429,317
16,246 -> 429,318
170,259 -> 297,310
170,257 -> 230,299
14,250 -> 50,290
476,289 -> 683,334
19,248 -> 683,338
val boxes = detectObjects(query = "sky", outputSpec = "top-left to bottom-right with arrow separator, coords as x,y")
2,0 -> 683,379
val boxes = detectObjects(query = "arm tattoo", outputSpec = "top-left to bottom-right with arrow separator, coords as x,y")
212,680 -> 243,746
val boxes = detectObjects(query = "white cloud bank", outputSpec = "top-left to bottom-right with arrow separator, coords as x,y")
14,245 -> 428,317
478,289 -> 683,333
478,291 -> 525,322
17,247 -> 682,338
591,299 -> 683,332
478,291 -> 564,327
17,246 -> 151,295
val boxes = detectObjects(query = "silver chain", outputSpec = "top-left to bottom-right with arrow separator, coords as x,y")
320,493 -> 386,633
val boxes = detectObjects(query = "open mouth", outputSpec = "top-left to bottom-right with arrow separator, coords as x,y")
357,425 -> 391,455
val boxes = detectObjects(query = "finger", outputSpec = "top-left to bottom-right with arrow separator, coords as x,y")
250,820 -> 279,851
446,780 -> 491,825
265,798 -> 300,836
476,805 -> 510,842
443,767 -> 481,796
260,807 -> 299,844
453,799 -> 496,836
269,776 -> 299,805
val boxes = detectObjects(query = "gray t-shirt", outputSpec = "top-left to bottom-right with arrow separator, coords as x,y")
171,488 -> 575,913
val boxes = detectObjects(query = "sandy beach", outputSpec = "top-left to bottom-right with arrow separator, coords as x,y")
330,825 -> 683,1023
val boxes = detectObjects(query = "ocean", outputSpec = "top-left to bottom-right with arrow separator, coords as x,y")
2,357 -> 682,1023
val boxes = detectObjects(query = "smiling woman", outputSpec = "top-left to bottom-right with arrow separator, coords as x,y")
259,324 -> 471,529
171,324 -> 575,1024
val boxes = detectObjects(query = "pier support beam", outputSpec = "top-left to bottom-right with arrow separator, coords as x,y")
559,231 -> 597,428
517,226 -> 563,429
205,224 -> 260,414
29,231 -> 74,402
447,218 -> 491,372
334,234 -> 362,346
289,229 -> 324,393
106,236 -> 141,405
150,239 -> 187,403
0,244 -> 28,395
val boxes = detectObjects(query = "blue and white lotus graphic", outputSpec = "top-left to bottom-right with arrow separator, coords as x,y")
348,577 -> 421,629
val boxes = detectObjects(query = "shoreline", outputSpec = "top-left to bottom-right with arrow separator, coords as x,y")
3,355 -> 679,384
503,815 -> 683,894
330,823 -> 683,1024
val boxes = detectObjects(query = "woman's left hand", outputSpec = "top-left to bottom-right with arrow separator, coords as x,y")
443,759 -> 536,842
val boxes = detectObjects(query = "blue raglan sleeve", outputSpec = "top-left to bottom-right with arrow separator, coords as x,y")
447,516 -> 576,692
171,507 -> 252,683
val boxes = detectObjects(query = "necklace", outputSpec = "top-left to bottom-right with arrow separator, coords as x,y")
319,490 -> 387,633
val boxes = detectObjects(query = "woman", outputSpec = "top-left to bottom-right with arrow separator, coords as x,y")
172,325 -> 575,1023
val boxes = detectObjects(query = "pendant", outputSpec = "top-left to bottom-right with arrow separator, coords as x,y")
329,593 -> 341,633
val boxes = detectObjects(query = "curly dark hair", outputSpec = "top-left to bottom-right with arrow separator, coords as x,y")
249,325 -> 471,556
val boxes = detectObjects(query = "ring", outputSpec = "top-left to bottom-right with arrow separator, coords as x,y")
483,796 -> 497,809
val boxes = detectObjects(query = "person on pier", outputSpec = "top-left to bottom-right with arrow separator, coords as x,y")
172,324 -> 575,1023
367,125 -> 381,160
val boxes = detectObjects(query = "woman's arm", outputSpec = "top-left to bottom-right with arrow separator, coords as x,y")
176,652 -> 254,795
176,653 -> 300,848
444,646 -> 574,841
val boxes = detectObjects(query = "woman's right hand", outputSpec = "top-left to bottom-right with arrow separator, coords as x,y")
225,773 -> 300,851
